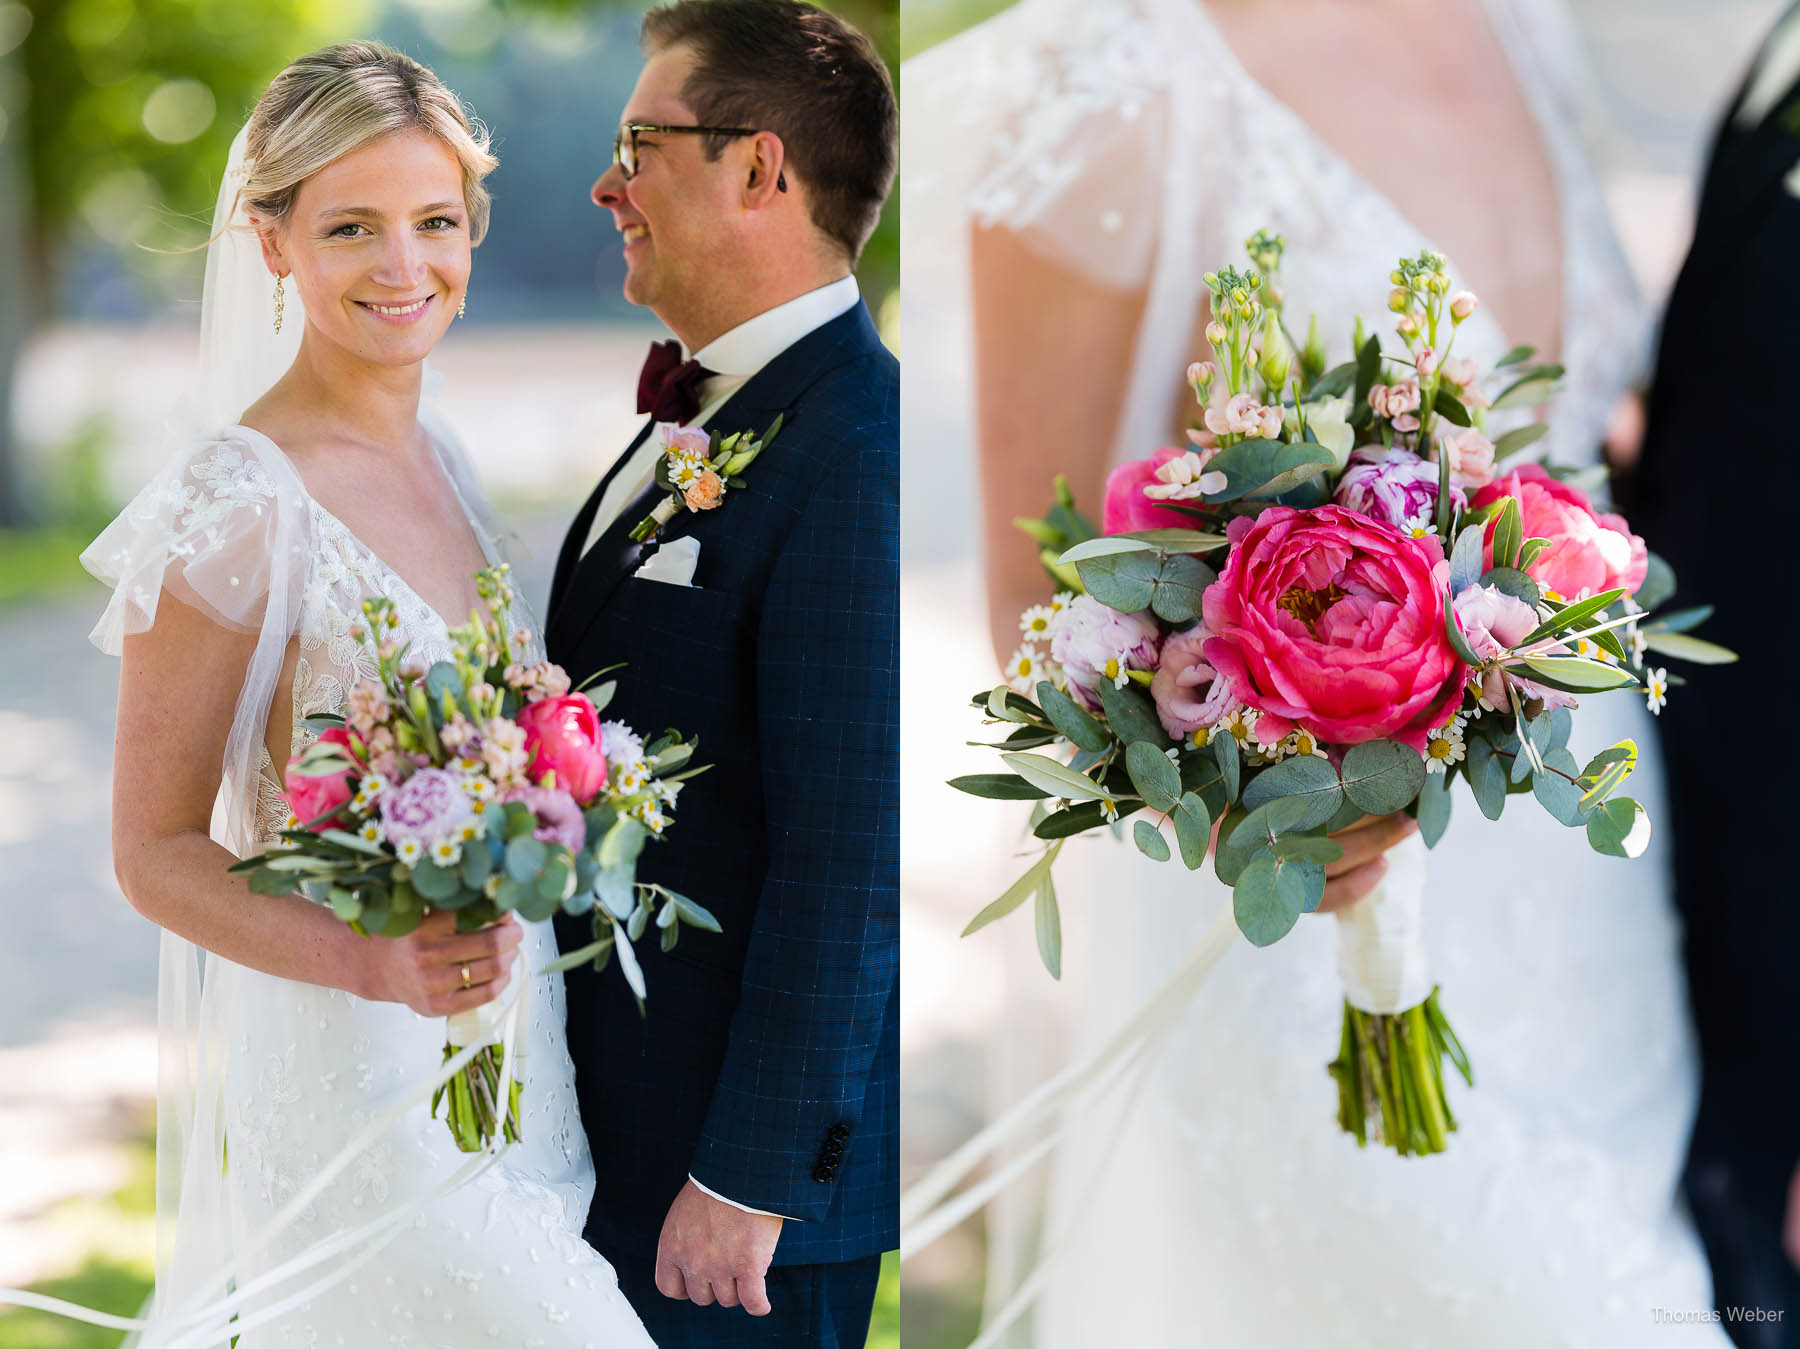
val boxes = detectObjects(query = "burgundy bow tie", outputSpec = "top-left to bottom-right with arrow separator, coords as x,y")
637,339 -> 715,424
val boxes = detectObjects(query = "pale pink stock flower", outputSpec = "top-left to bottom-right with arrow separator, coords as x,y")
1450,291 -> 1478,320
1142,447 -> 1228,501
345,679 -> 388,738
1440,356 -> 1490,408
1204,393 -> 1284,440
1369,379 -> 1422,432
1437,426 -> 1497,490
1414,346 -> 1439,378
481,717 -> 530,787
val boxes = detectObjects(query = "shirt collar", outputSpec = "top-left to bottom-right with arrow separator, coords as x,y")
693,275 -> 860,379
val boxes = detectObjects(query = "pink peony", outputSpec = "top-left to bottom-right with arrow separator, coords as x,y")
1436,426 -> 1496,490
1048,595 -> 1161,712
500,784 -> 587,853
1201,505 -> 1465,750
516,695 -> 610,805
284,726 -> 360,828
1150,623 -> 1241,740
1451,583 -> 1576,712
379,766 -> 475,850
1102,447 -> 1210,534
1332,446 -> 1464,530
1471,463 -> 1648,599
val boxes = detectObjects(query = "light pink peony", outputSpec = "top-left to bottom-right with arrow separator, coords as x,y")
1451,583 -> 1576,712
1048,595 -> 1161,712
1102,447 -> 1211,534
1332,446 -> 1464,530
1436,426 -> 1496,490
284,725 -> 360,828
379,767 -> 475,850
1201,505 -> 1465,750
500,784 -> 587,853
1471,463 -> 1648,599
1150,623 -> 1241,740
516,695 -> 610,805
1204,393 -> 1283,440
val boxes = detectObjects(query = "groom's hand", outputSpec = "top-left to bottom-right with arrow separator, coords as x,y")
655,1180 -> 784,1315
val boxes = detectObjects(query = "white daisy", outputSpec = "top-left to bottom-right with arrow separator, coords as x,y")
1049,591 -> 1076,614
1423,720 -> 1466,774
1280,727 -> 1330,760
1644,667 -> 1668,716
1218,707 -> 1260,751
358,819 -> 384,845
431,839 -> 462,867
460,774 -> 496,801
395,839 -> 424,866
1627,623 -> 1648,663
1006,645 -> 1045,695
1397,512 -> 1439,541
1019,604 -> 1057,642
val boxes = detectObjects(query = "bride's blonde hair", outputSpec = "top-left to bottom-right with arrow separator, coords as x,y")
237,41 -> 498,242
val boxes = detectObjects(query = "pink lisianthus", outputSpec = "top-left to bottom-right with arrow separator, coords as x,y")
284,725 -> 360,828
1451,583 -> 1576,712
1332,446 -> 1464,530
1102,447 -> 1210,534
1471,463 -> 1648,599
516,694 -> 610,805
1200,505 -> 1465,750
500,784 -> 587,853
1204,393 -> 1283,440
1436,426 -> 1496,490
659,424 -> 712,460
1368,379 -> 1422,432
379,767 -> 475,851
1048,595 -> 1161,712
1150,622 -> 1241,740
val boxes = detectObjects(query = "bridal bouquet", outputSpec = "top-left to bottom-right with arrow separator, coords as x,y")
956,234 -> 1735,1156
231,564 -> 718,1152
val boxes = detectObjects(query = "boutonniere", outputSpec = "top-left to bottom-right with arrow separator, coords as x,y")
629,416 -> 784,544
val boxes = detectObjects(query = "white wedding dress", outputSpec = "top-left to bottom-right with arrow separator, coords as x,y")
84,421 -> 655,1349
906,0 -> 1728,1345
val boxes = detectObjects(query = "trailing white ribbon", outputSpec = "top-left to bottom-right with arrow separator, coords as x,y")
1333,830 -> 1432,1015
899,906 -> 1239,1256
0,953 -> 543,1345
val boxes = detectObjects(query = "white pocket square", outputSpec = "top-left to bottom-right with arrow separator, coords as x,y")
633,535 -> 700,587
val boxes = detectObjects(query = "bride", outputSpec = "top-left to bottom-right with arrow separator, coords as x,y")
907,0 -> 1728,1343
82,42 -> 653,1346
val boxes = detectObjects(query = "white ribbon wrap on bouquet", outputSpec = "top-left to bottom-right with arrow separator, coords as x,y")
1333,829 -> 1432,1015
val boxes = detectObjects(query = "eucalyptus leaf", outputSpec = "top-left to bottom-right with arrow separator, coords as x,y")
1632,552 -> 1676,611
1096,677 -> 1167,749
1240,754 -> 1343,831
612,919 -> 647,1001
1464,735 -> 1507,820
1149,554 -> 1215,624
411,859 -> 462,902
424,661 -> 464,704
1036,681 -> 1112,753
1134,819 -> 1171,862
1585,796 -> 1651,859
1479,566 -> 1539,609
671,894 -> 723,932
597,815 -> 650,872
1642,605 -> 1712,635
1448,524 -> 1486,595
1125,741 -> 1182,811
947,773 -> 1051,801
1233,855 -> 1308,947
1339,740 -> 1426,815
1532,746 -> 1587,826
1270,835 -> 1344,866
1212,733 -> 1241,806
1057,535 -> 1156,566
1076,551 -> 1161,612
1115,528 -> 1231,554
1171,791 -> 1213,869
1416,768 -> 1453,847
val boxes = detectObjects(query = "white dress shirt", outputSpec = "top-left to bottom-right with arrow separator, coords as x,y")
1735,5 -> 1800,127
581,274 -> 861,558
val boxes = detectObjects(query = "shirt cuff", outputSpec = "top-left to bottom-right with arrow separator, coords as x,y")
688,1174 -> 787,1220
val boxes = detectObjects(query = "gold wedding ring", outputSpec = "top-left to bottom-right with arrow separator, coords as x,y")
460,963 -> 473,989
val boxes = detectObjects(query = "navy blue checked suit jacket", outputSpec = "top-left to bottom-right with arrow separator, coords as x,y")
545,300 -> 899,1272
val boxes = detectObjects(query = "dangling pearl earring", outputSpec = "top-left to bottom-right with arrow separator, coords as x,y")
273,274 -> 285,334
457,291 -> 467,319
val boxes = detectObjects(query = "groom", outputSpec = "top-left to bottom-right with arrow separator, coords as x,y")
546,2 -> 897,1344
1634,5 -> 1800,1345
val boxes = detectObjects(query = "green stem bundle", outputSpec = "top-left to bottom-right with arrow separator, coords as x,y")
1327,987 -> 1472,1157
431,1043 -> 522,1154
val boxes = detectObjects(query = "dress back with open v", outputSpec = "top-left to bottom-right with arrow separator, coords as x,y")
83,417 -> 655,1347
905,0 -> 1727,1343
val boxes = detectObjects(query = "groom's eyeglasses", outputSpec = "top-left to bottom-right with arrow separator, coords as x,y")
612,123 -> 788,192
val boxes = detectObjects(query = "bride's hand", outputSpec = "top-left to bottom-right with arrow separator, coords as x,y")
1314,813 -> 1420,915
357,909 -> 523,1017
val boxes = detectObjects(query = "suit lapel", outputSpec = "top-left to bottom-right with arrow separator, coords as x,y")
548,416 -> 656,636
548,302 -> 885,656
